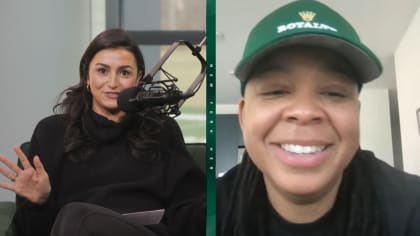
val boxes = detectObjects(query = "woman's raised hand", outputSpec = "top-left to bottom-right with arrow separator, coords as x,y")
0,146 -> 51,205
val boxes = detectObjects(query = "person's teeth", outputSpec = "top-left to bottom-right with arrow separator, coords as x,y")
281,144 -> 325,155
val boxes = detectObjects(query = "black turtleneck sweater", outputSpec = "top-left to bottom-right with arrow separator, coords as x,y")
13,112 -> 205,236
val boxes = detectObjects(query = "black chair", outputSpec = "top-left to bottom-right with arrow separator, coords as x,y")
185,143 -> 206,174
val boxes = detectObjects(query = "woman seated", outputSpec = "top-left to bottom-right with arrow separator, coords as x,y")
0,28 -> 205,236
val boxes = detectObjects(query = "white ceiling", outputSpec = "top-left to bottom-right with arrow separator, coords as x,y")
216,0 -> 420,104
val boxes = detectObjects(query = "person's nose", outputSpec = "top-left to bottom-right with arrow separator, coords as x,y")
282,94 -> 325,125
108,73 -> 118,89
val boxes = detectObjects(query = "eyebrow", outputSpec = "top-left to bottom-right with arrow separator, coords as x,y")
94,63 -> 134,69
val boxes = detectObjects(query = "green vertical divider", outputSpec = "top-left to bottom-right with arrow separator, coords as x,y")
206,0 -> 216,235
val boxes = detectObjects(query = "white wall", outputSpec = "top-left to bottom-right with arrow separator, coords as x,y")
359,89 -> 394,166
0,0 -> 91,201
395,5 -> 420,175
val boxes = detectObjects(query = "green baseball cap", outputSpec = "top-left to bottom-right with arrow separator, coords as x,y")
235,0 -> 382,84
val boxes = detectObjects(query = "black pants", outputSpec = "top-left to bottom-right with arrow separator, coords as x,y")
50,202 -> 158,236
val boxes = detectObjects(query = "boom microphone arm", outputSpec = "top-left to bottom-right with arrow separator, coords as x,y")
118,37 -> 206,117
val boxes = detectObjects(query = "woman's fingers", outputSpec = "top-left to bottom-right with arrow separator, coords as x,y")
0,181 -> 15,192
0,151 -> 20,193
13,145 -> 32,171
0,165 -> 18,182
33,156 -> 45,173
0,153 -> 21,176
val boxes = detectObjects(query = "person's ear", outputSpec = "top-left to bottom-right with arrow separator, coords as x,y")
86,79 -> 90,91
238,97 -> 246,131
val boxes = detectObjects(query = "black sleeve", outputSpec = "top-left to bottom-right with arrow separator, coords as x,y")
13,116 -> 64,236
406,196 -> 420,236
148,118 -> 206,236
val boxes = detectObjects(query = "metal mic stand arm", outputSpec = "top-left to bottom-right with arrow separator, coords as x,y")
138,37 -> 207,117
177,37 -> 206,107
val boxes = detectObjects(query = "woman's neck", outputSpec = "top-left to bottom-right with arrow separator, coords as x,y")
92,108 -> 126,123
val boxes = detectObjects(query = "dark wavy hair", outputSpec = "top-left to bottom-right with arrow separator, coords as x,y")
54,28 -> 163,161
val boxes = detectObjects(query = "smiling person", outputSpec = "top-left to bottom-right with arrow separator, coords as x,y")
0,29 -> 205,236
217,1 -> 420,236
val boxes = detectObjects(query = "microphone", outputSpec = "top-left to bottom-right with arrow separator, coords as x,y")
117,84 -> 192,114
117,38 -> 206,116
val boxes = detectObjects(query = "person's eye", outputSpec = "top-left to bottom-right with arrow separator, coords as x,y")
321,91 -> 346,98
97,68 -> 107,74
261,89 -> 289,97
120,70 -> 131,77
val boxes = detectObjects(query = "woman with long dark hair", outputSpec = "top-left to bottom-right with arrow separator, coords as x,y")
0,29 -> 205,236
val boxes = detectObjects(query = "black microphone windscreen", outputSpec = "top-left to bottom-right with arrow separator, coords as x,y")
117,86 -> 143,113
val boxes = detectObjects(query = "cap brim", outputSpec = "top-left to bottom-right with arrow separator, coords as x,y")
235,34 -> 382,83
